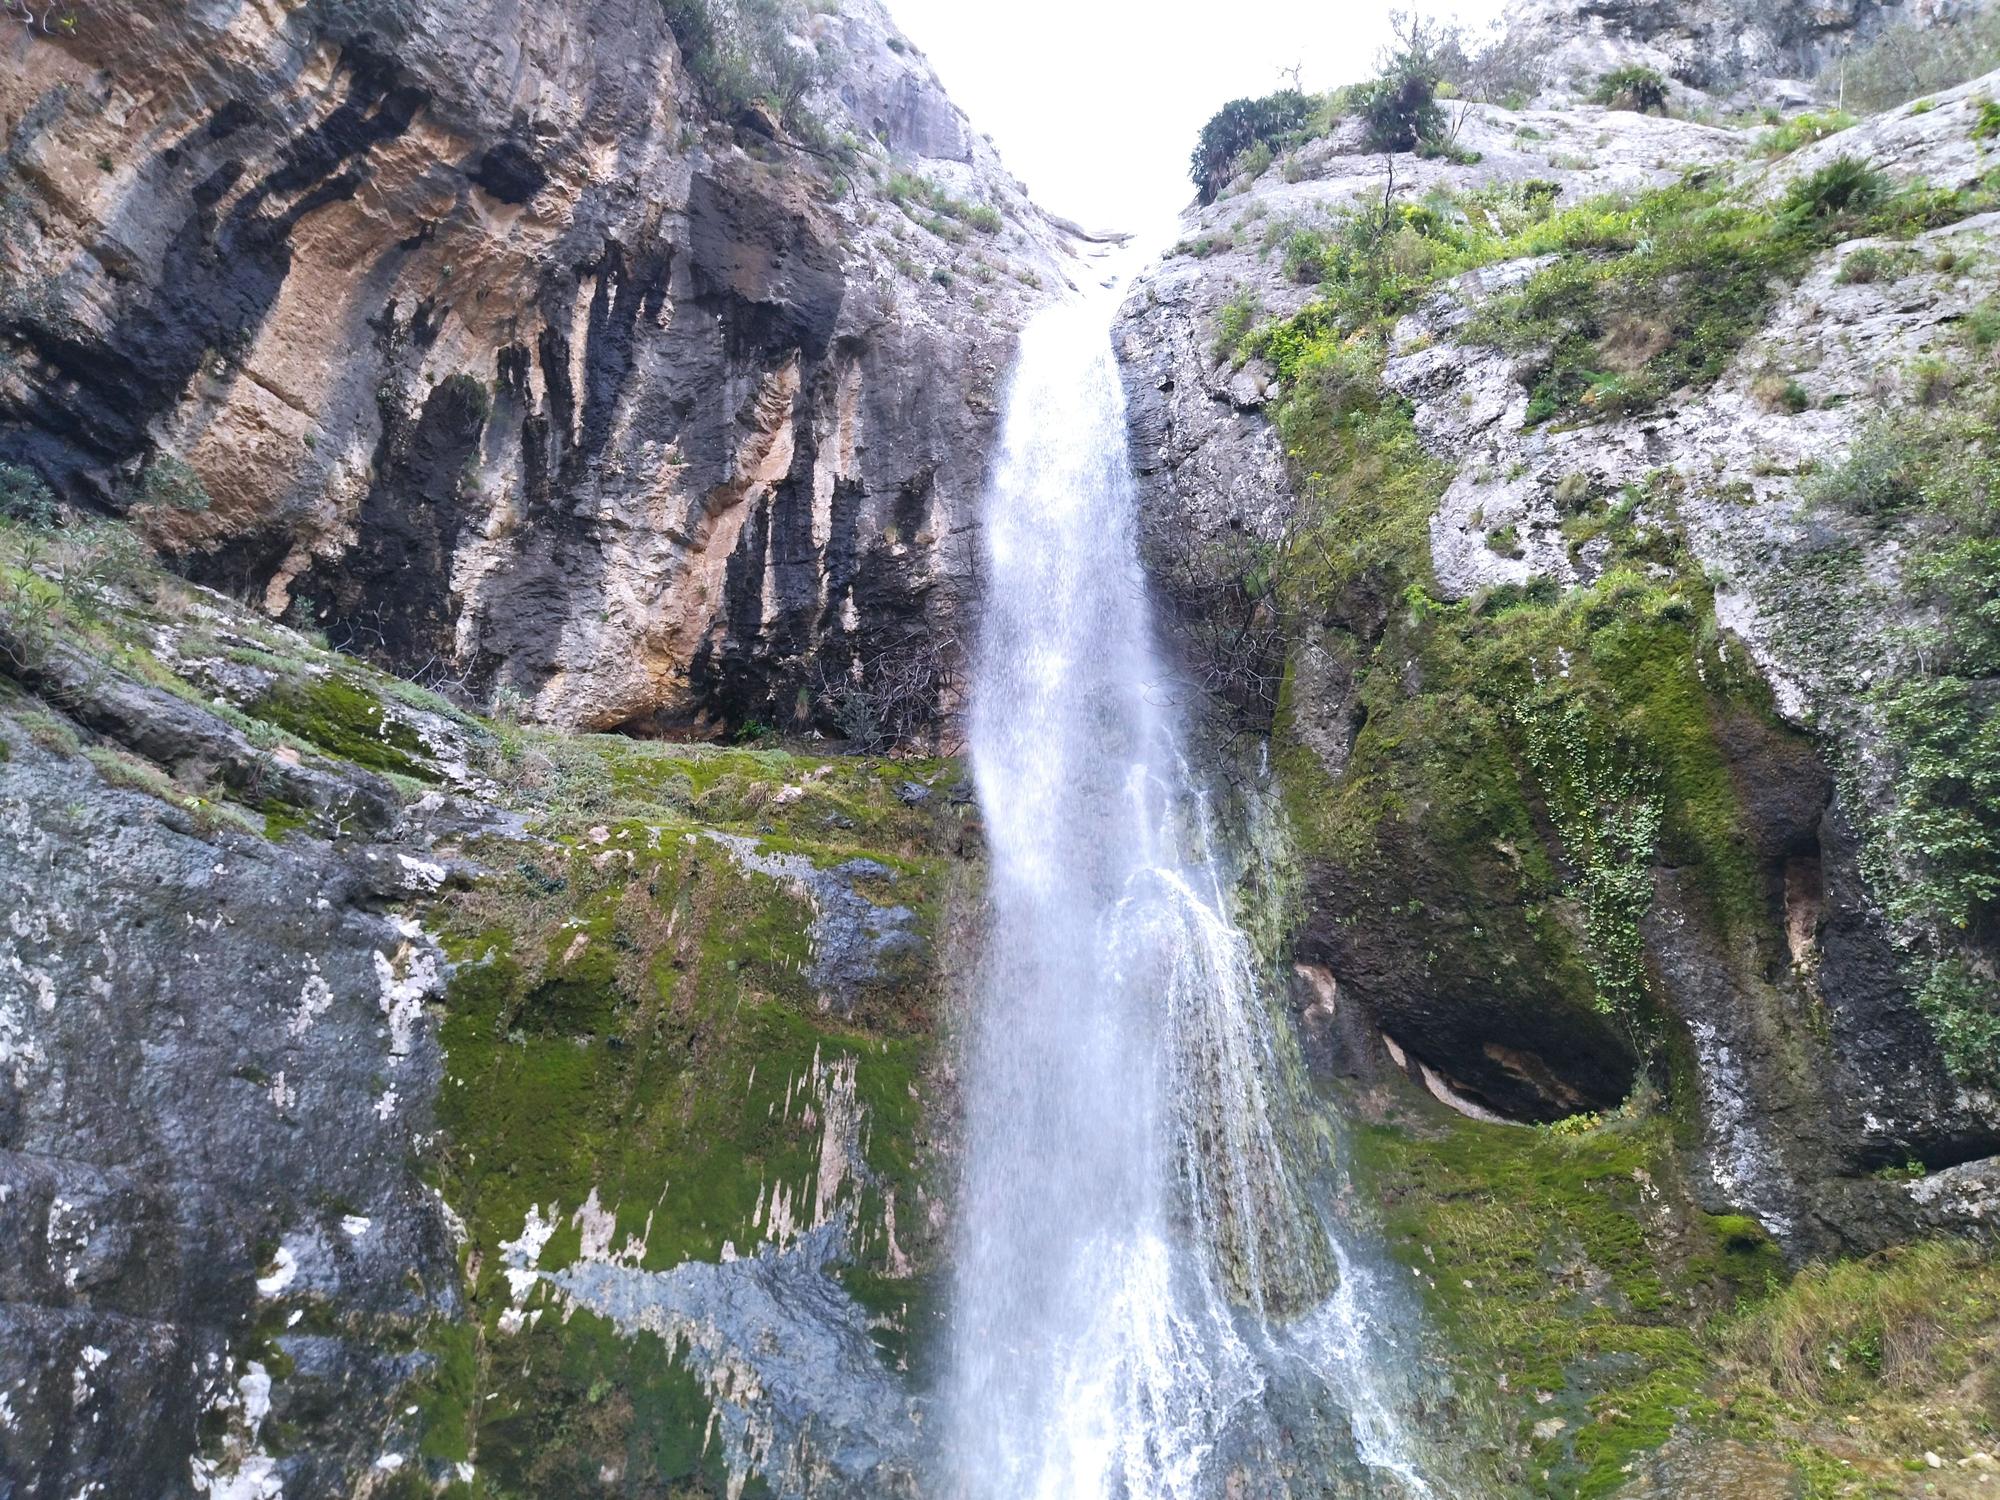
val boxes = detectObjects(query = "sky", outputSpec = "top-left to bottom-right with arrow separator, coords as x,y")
884,0 -> 1516,242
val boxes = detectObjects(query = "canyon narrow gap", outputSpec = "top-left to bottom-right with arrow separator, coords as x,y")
2,1 -> 1999,1497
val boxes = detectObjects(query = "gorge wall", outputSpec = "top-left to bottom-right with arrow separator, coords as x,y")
0,2 -> 1080,1495
1116,3 -> 2000,1490
6,0 -> 2000,1494
1,0 -> 1081,737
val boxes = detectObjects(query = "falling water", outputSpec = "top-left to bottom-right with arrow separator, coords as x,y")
945,289 -> 1436,1498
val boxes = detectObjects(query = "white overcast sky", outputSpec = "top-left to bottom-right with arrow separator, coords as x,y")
884,0 -> 1515,240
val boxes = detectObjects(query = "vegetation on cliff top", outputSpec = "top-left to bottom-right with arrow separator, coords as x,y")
1189,13 -> 1498,203
663,0 -> 834,141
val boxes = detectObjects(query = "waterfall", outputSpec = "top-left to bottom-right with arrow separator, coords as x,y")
945,290 -> 1436,1498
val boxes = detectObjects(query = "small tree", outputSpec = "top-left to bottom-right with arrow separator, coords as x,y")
1592,65 -> 1671,115
1189,91 -> 1314,204
1359,11 -> 1452,153
664,0 -> 833,142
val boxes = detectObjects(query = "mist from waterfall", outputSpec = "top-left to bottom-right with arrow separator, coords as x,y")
944,289 -> 1436,1499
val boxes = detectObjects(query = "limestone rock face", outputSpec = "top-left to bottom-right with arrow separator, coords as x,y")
1506,0 -> 1958,97
1117,54 -> 2000,1254
0,0 -> 1080,736
0,555 -> 980,1495
0,716 -> 459,1498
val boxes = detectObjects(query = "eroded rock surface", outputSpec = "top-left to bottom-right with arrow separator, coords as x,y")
1118,55 -> 2000,1255
1,0 -> 1082,736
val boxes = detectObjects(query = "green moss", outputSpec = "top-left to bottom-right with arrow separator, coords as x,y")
1277,539 -> 1778,1050
1803,391 -> 2000,1087
1350,1104 -> 1770,1499
412,797 -> 954,1493
253,672 -> 435,780
470,1309 -> 756,1497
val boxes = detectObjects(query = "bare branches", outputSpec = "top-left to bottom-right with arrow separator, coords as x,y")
809,598 -> 968,755
1146,529 -> 1290,739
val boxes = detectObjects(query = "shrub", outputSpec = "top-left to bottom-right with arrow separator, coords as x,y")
885,172 -> 1000,234
1282,228 -> 1333,285
1212,288 -> 1261,363
1757,109 -> 1855,156
1750,372 -> 1811,413
0,462 -> 58,527
1592,65 -> 1670,115
133,454 -> 212,513
1360,50 -> 1445,152
1833,244 -> 1916,284
1806,419 -> 1925,513
1965,300 -> 2000,350
662,0 -> 832,142
1189,90 -> 1314,204
1782,154 -> 1889,222
1909,354 -> 1962,405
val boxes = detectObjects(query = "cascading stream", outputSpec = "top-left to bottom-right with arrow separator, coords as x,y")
946,288 -> 1436,1498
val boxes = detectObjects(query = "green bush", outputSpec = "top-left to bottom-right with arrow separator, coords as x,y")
1833,244 -> 1916,284
884,172 -> 1000,234
662,0 -> 831,142
1592,65 -> 1670,115
1360,50 -> 1445,152
1806,419 -> 1925,514
1281,228 -> 1333,284
1211,288 -> 1261,363
1782,155 -> 1890,221
1189,90 -> 1314,204
133,455 -> 212,514
0,462 -> 58,527
1757,109 -> 1856,156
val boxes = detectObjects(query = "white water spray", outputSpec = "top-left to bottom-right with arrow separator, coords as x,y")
946,290 -> 1435,1498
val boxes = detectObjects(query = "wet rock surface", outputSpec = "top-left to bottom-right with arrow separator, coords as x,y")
0,717 -> 456,1496
1117,41 -> 2000,1256
0,548 -> 973,1494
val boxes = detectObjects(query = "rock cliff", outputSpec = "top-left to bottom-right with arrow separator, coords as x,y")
1504,0 -> 1956,98
0,2 -> 1046,1494
0,522 -> 978,1496
1,0 -> 1080,738
1120,12 -> 2000,1492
